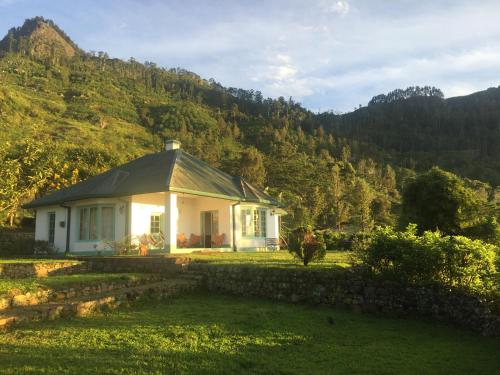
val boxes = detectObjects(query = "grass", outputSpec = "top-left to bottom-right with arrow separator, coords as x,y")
0,273 -> 146,295
0,259 -> 78,264
0,293 -> 498,374
186,250 -> 353,268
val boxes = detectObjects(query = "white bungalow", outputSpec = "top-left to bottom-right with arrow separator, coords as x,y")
24,141 -> 285,254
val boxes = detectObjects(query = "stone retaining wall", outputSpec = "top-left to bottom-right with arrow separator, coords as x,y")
84,256 -> 189,274
0,277 -> 200,330
0,261 -> 90,279
0,275 -> 165,311
189,263 -> 500,337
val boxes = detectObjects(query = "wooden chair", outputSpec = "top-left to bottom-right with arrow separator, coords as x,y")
212,233 -> 225,247
189,233 -> 201,248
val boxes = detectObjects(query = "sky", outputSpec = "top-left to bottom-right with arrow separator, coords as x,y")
1,0 -> 500,112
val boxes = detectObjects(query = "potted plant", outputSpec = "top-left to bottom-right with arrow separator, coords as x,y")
138,234 -> 150,256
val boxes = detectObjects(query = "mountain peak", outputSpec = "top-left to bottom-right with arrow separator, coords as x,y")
0,17 -> 81,58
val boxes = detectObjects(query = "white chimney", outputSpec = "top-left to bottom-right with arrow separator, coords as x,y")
165,140 -> 181,151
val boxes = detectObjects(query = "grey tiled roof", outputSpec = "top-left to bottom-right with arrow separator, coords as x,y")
23,149 -> 280,208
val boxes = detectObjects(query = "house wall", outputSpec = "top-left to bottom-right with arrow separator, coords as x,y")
33,194 -> 282,254
176,195 -> 199,239
130,193 -> 165,237
191,196 -> 232,245
234,204 -> 280,251
68,198 -> 127,253
34,205 -> 67,252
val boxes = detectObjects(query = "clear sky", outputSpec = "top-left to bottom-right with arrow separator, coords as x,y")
1,0 -> 499,112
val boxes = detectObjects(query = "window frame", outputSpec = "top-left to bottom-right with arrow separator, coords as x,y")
48,212 -> 56,246
241,207 -> 267,239
150,213 -> 162,234
77,205 -> 115,242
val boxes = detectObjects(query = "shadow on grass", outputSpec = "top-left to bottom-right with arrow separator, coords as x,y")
0,294 -> 499,375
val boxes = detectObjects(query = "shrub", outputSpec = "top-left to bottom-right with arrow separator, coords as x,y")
288,227 -> 327,266
104,236 -> 138,255
320,229 -> 350,250
356,224 -> 497,292
33,240 -> 55,255
0,231 -> 35,255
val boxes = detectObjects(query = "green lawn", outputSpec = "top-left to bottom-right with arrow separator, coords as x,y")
0,294 -> 498,374
0,273 -> 146,295
186,250 -> 353,268
0,259 -> 76,264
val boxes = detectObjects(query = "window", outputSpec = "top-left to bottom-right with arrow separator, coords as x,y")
150,213 -> 161,234
78,205 -> 115,241
241,209 -> 253,237
241,208 -> 266,238
48,212 -> 56,245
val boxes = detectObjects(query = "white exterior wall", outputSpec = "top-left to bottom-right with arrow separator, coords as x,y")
32,193 -> 282,254
176,195 -> 199,237
192,196 -> 233,246
130,193 -> 165,236
69,198 -> 127,253
235,204 -> 275,250
34,205 -> 68,252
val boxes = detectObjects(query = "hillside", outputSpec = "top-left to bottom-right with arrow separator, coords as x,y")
0,17 -> 498,230
0,17 -> 81,58
322,87 -> 500,185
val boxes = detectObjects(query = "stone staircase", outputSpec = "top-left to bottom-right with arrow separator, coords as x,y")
0,275 -> 202,330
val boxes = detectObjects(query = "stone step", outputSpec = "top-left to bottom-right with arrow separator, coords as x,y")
0,275 -> 166,312
0,278 -> 200,330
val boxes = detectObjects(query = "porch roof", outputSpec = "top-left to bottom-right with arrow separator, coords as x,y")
23,149 -> 281,209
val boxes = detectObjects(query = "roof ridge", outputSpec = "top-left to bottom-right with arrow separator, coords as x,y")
165,149 -> 180,189
237,177 -> 247,199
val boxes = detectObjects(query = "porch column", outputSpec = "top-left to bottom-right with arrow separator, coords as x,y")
164,192 -> 177,252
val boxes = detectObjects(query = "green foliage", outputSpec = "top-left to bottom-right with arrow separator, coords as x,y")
462,216 -> 500,246
356,225 -> 497,293
0,19 -> 498,239
401,167 -> 483,235
238,146 -> 266,188
0,232 -> 35,256
288,227 -> 327,266
326,86 -> 500,186
319,229 -> 349,250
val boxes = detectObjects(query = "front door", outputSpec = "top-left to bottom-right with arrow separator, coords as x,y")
201,211 -> 218,248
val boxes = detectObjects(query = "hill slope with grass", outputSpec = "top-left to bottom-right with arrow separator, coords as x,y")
0,17 -> 498,231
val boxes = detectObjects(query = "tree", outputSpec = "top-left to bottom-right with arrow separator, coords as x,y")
325,164 -> 351,229
351,178 -> 374,232
400,167 -> 481,235
239,147 -> 266,188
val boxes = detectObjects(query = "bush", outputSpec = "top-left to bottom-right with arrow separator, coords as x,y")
33,240 -> 55,255
104,236 -> 138,255
288,227 -> 327,266
0,231 -> 35,256
462,216 -> 500,246
320,229 -> 350,250
355,224 -> 497,292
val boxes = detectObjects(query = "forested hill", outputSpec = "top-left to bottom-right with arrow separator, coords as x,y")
0,17 -> 498,230
321,87 -> 500,185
